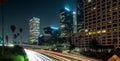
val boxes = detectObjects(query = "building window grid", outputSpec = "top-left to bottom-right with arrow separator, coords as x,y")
84,0 -> 120,47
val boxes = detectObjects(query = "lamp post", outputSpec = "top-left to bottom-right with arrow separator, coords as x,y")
0,0 -> 5,55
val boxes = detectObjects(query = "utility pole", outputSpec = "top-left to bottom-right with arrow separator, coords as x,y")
0,0 -> 5,55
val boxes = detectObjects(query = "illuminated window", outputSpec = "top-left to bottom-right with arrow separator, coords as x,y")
113,28 -> 117,31
89,32 -> 92,35
97,31 -> 101,33
102,30 -> 106,33
107,20 -> 112,24
93,7 -> 96,10
97,23 -> 100,26
93,32 -> 96,34
88,0 -> 92,3
114,7 -> 118,10
60,25 -> 65,28
85,29 -> 88,32
91,7 -> 96,11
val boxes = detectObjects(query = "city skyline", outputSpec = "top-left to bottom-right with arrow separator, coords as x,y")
0,0 -> 76,41
0,0 -> 120,61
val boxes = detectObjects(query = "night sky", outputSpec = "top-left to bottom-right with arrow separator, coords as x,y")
0,0 -> 76,41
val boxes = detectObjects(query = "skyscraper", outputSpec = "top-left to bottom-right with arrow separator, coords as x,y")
77,0 -> 84,32
43,26 -> 59,35
29,17 -> 40,44
60,7 -> 73,38
70,0 -> 84,48
73,12 -> 77,33
84,0 -> 120,48
43,26 -> 59,39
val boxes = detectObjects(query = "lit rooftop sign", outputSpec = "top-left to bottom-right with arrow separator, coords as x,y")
50,26 -> 59,30
73,11 -> 76,14
65,7 -> 70,11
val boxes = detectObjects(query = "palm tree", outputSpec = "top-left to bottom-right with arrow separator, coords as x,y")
10,25 -> 16,43
19,28 -> 23,45
5,35 -> 8,45
10,25 -> 16,33
89,38 -> 99,51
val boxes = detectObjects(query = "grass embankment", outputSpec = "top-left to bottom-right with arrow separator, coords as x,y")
0,45 -> 28,61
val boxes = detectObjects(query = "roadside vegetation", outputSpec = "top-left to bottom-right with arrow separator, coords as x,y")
0,45 -> 28,61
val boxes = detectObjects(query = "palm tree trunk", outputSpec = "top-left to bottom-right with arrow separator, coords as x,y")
21,33 -> 22,45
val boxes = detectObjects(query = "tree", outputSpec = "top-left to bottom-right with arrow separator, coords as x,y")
13,34 -> 17,43
17,33 -> 19,36
5,35 -> 8,44
10,25 -> 16,33
89,38 -> 99,49
19,28 -> 23,44
0,36 -> 2,44
69,44 -> 75,51
10,25 -> 16,43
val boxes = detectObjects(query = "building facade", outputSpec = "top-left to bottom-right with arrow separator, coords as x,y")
39,26 -> 60,45
73,12 -> 77,33
77,0 -> 84,32
29,17 -> 40,44
71,32 -> 84,48
44,26 -> 58,34
71,21 -> 84,48
84,0 -> 120,49
60,7 -> 73,38
70,0 -> 84,48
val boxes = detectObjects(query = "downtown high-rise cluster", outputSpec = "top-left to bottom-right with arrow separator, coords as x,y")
65,0 -> 120,50
28,0 -> 120,50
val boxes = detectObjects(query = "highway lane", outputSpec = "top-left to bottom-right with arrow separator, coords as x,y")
35,49 -> 99,61
37,50 -> 71,61
24,49 -> 54,61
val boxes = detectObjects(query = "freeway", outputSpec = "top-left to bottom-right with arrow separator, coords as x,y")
35,49 -> 99,61
25,49 -> 54,61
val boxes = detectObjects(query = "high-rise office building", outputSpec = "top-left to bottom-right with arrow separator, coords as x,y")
60,7 -> 73,38
43,26 -> 59,40
73,12 -> 77,33
70,0 -> 84,48
60,7 -> 73,37
77,0 -> 84,32
43,26 -> 59,35
29,17 -> 40,44
84,0 -> 120,48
